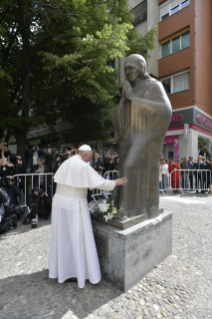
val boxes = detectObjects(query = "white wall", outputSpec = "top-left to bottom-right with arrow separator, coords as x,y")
147,0 -> 160,77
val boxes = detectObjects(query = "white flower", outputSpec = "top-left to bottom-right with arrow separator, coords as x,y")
98,200 -> 109,213
112,208 -> 118,215
103,213 -> 113,222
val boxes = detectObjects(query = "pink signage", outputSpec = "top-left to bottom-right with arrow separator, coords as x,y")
170,114 -> 183,124
197,114 -> 212,129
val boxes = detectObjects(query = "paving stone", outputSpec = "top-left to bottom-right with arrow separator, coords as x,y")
0,200 -> 212,319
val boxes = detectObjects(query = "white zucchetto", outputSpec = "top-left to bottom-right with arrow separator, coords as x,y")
78,144 -> 92,151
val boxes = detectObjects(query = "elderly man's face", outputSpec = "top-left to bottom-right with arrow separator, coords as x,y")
37,159 -> 43,167
94,153 -> 99,160
125,65 -> 141,82
189,157 -> 192,162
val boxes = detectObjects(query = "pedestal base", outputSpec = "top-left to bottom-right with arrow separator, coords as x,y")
92,210 -> 172,292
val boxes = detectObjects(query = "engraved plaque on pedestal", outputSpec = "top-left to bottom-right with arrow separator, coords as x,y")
94,233 -> 108,261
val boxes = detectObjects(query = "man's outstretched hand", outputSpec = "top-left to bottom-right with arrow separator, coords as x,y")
115,177 -> 128,186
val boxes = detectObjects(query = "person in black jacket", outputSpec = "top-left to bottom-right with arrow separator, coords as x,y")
187,156 -> 194,190
30,158 -> 51,195
0,158 -> 16,178
91,153 -> 104,173
194,155 -> 204,193
2,176 -> 22,220
199,146 -> 210,162
207,158 -> 212,188
45,148 -> 54,172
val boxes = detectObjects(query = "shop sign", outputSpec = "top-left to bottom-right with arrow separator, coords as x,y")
196,114 -> 212,129
170,114 -> 183,124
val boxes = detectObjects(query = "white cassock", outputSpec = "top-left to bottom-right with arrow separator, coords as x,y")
49,154 -> 116,288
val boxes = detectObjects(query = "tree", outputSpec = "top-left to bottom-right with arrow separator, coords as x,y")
0,0 -> 157,158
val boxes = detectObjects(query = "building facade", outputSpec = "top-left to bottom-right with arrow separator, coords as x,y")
158,0 -> 212,161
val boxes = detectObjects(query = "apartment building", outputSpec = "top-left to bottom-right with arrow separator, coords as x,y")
158,0 -> 212,161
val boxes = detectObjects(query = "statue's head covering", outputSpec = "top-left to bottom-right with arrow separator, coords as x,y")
78,144 -> 92,151
125,54 -> 150,79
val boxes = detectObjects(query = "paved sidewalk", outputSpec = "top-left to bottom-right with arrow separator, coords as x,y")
0,196 -> 212,319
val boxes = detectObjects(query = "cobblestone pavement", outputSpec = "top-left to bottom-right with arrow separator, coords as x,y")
0,194 -> 212,319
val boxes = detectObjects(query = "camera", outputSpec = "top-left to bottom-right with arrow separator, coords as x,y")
0,177 -> 14,187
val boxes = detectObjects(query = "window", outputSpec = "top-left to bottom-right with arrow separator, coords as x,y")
162,78 -> 171,94
161,31 -> 190,58
172,36 -> 180,53
161,71 -> 190,94
171,6 -> 179,15
181,0 -> 190,9
162,42 -> 170,58
181,32 -> 190,49
160,0 -> 190,21
132,0 -> 147,27
173,72 -> 190,93
161,13 -> 169,20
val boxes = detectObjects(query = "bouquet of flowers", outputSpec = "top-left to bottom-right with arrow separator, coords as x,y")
89,198 -> 118,221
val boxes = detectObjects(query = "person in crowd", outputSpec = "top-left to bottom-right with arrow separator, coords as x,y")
0,143 -> 11,161
194,155 -> 204,193
159,159 -> 163,192
187,156 -> 194,190
45,148 -> 54,172
180,157 -> 189,192
201,156 -> 207,192
113,156 -> 120,179
199,145 -> 210,161
0,158 -> 16,178
207,158 -> 212,189
161,158 -> 169,193
15,155 -> 29,204
104,154 -> 115,172
30,158 -> 50,194
91,153 -> 104,173
169,158 -> 180,193
2,176 -> 22,220
29,145 -> 45,169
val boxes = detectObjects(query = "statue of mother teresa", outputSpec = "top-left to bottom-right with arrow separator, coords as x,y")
49,144 -> 127,288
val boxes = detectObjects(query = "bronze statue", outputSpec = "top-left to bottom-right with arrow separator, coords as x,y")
113,54 -> 172,219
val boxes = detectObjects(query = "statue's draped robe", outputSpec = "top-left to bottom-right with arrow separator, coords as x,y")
113,77 -> 172,218
49,155 -> 115,288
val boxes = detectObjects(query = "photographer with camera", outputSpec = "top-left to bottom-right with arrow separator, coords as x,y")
1,176 -> 23,220
30,158 -> 51,196
23,187 -> 51,225
0,158 -> 16,178
29,145 -> 45,169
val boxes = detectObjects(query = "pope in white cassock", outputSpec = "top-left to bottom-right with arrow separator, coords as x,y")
49,144 -> 128,288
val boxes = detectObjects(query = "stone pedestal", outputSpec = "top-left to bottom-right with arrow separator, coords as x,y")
92,210 -> 172,292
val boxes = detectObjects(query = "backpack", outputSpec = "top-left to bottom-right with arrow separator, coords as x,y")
0,218 -> 13,235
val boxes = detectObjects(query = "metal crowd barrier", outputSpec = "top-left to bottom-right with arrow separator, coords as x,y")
159,169 -> 212,194
91,170 -> 119,201
13,173 -> 54,209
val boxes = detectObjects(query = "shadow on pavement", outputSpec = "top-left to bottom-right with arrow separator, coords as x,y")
0,269 -> 122,319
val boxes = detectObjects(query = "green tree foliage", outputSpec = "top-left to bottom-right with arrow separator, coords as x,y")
0,0 -> 157,157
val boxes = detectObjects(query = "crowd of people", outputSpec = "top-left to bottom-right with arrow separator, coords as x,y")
0,141 -> 119,233
159,145 -> 212,193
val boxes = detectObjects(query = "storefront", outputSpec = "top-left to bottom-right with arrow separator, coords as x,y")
163,106 -> 212,163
